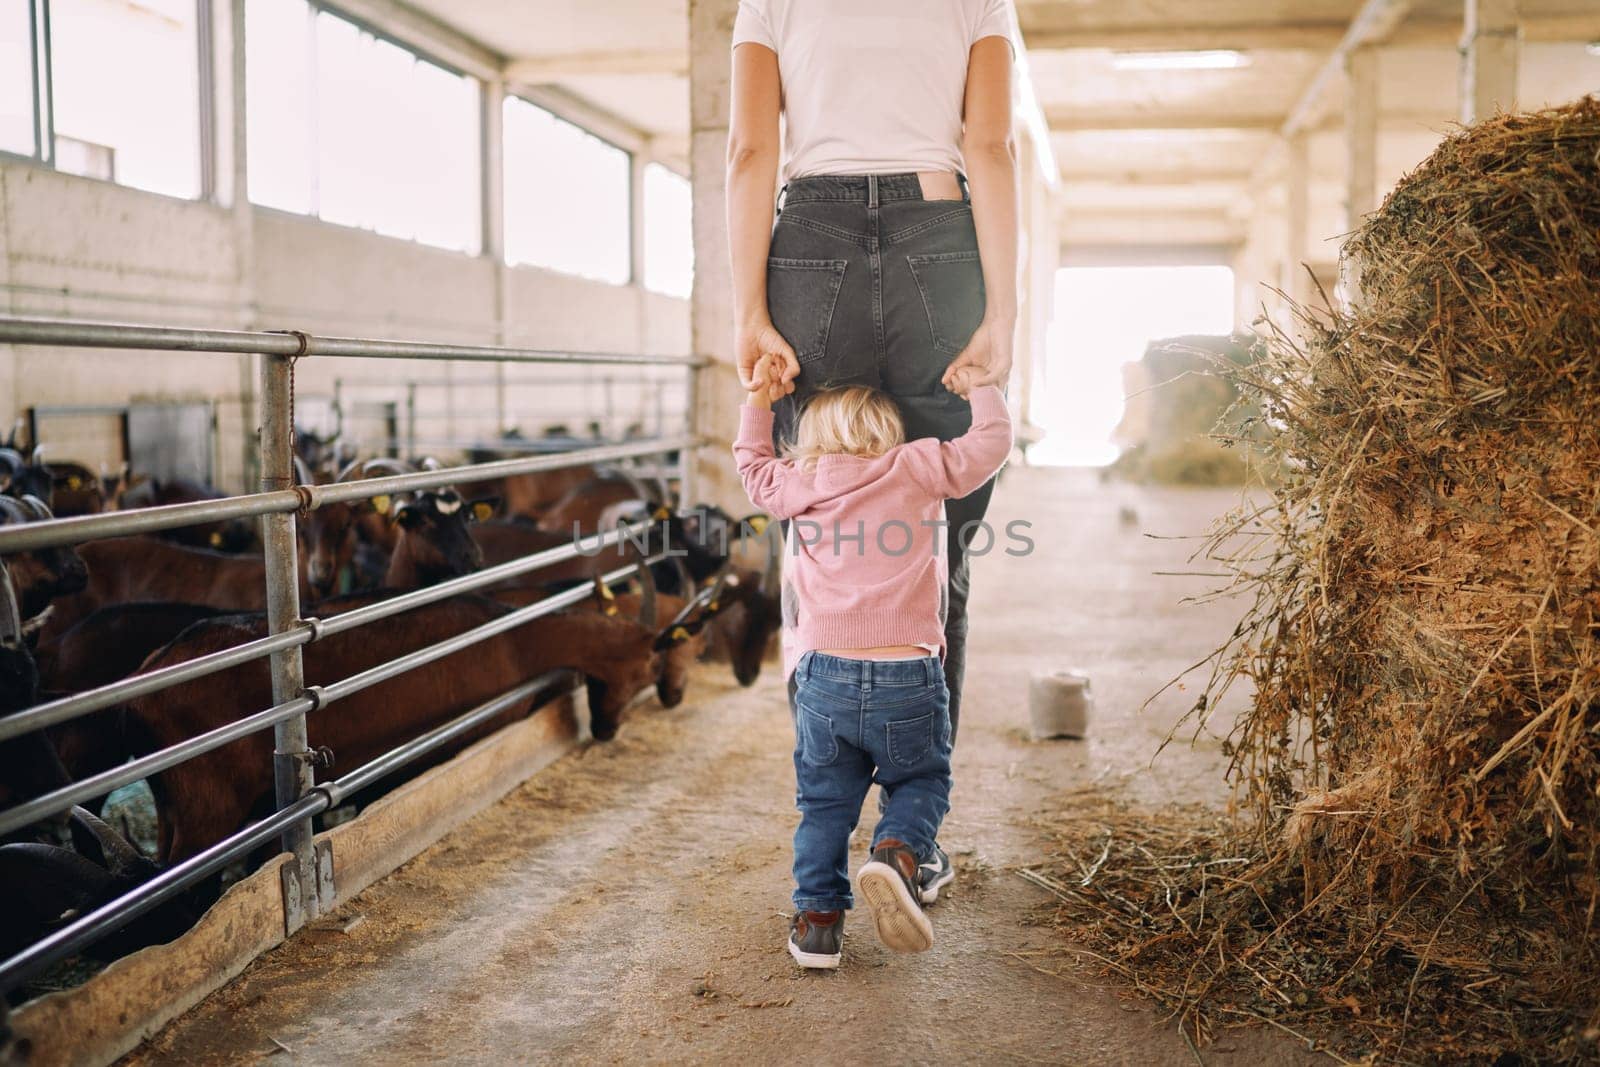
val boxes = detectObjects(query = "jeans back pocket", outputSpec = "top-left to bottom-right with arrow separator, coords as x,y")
767,257 -> 847,365
797,704 -> 840,767
884,712 -> 935,769
906,251 -> 985,355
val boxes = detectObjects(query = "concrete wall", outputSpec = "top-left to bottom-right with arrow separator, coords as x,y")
0,0 -> 691,494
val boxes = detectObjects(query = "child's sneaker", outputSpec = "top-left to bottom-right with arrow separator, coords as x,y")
918,844 -> 955,904
788,910 -> 843,968
856,839 -> 934,952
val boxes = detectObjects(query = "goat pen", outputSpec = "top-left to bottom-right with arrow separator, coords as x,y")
0,314 -> 706,1061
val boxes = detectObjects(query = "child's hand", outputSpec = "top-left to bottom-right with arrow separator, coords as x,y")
746,353 -> 778,409
945,365 -> 977,399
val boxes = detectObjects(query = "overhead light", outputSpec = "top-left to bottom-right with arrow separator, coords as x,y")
1113,50 -> 1250,72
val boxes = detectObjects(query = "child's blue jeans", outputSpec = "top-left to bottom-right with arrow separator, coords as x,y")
790,651 -> 953,913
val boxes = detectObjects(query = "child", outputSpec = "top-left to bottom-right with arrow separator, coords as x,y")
733,354 -> 1012,968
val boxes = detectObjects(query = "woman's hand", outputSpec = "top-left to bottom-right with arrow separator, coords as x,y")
941,315 -> 1015,394
735,319 -> 800,398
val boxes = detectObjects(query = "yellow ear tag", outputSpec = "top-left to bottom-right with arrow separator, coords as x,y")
604,604 -> 619,616
210,531 -> 224,547
748,515 -> 769,534
652,506 -> 671,521
670,625 -> 690,642
371,494 -> 392,515
67,476 -> 82,490
707,600 -> 719,612
472,501 -> 494,522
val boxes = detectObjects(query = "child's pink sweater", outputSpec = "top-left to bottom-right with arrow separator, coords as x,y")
733,385 -> 1013,677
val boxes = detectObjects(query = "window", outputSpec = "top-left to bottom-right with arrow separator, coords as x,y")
1,0 -> 203,199
0,2 -> 40,157
503,95 -> 630,284
642,163 -> 693,299
246,1 -> 482,254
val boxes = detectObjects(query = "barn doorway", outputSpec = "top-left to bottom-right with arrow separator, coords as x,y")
1030,265 -> 1235,466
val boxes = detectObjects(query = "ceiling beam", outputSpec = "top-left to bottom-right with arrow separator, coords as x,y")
1046,111 -> 1281,132
504,48 -> 688,81
1055,168 -> 1256,185
1020,13 -> 1600,52
1282,0 -> 1414,139
1060,243 -> 1237,267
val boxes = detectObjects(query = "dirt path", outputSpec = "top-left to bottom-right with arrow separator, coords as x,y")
126,468 -> 1322,1066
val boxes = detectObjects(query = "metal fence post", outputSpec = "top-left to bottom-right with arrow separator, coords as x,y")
259,351 -> 323,931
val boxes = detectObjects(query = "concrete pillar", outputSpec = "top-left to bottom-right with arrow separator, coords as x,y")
687,0 -> 745,511
482,77 -> 510,429
1460,0 -> 1520,124
1281,133 -> 1311,308
1341,46 -> 1379,306
629,148 -> 649,288
226,0 -> 259,489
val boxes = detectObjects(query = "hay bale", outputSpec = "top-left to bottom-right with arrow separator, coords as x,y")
1035,98 -> 1600,1064
1191,96 -> 1600,1058
1107,334 -> 1260,485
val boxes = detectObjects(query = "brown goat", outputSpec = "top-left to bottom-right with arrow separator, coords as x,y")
489,579 -> 708,709
33,602 -> 226,781
128,595 -> 661,863
472,519 -> 650,592
534,477 -> 652,535
474,464 -> 597,522
0,494 -> 88,620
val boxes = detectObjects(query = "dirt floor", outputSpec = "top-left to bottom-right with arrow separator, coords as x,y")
122,467 -> 1325,1066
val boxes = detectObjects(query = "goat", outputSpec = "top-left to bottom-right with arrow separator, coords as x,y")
110,476 -> 256,553
300,458 -> 493,599
700,517 -> 784,687
40,483 -> 488,642
471,463 -> 598,522
32,602 -> 226,781
534,474 -> 656,535
42,460 -> 105,517
0,499 -> 80,821
127,593 -> 663,863
0,447 -> 53,503
0,807 -> 195,962
0,495 -> 88,620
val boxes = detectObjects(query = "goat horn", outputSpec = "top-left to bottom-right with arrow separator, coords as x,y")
68,806 -> 146,879
604,465 -> 658,509
358,458 -> 412,478
0,558 -> 22,646
18,495 -> 53,522
293,456 -> 312,486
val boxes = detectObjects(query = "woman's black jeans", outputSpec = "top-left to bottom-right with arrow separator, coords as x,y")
768,172 -> 998,743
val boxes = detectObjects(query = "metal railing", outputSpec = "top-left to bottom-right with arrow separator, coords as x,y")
0,314 -> 704,997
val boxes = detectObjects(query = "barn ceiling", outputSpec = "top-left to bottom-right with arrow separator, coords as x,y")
403,0 -> 1600,256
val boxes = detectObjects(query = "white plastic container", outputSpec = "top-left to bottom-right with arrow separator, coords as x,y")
1028,670 -> 1092,740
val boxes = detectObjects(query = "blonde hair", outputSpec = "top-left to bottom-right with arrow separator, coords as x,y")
786,387 -> 905,469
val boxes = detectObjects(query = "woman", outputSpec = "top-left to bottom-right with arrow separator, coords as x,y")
727,0 -> 1019,905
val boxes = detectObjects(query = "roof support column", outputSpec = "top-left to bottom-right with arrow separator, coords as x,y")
688,0 -> 744,512
1341,46 -> 1379,306
1282,132 -> 1311,309
1460,0 -> 1520,124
